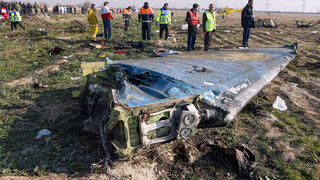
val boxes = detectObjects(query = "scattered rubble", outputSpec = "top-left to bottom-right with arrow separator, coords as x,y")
198,142 -> 256,178
149,48 -> 182,57
255,19 -> 278,28
296,20 -> 314,28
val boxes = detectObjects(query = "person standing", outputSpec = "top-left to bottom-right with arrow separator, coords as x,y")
10,7 -> 25,30
241,0 -> 255,47
222,10 -> 226,19
44,4 -> 48,13
138,2 -> 154,40
22,3 -> 26,15
186,3 -> 200,51
27,3 -> 32,14
88,4 -> 98,40
203,3 -> 216,51
1,5 -> 8,21
101,2 -> 114,40
15,2 -> 22,13
34,2 -> 38,14
156,3 -> 171,40
40,5 -> 43,14
123,6 -> 132,32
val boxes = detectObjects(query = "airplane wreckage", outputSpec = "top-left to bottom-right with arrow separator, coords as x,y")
79,43 -> 297,161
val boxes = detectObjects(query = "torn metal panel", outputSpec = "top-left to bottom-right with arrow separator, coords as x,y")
114,45 -> 296,123
81,45 -> 297,156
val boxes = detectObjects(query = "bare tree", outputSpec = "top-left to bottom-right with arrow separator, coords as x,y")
83,1 -> 91,8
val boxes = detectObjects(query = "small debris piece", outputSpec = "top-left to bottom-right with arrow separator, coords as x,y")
150,48 -> 182,57
49,47 -> 65,56
193,65 -> 207,72
71,76 -> 81,81
180,24 -> 188,30
296,20 -> 314,28
114,50 -> 127,54
255,19 -> 278,28
36,129 -> 51,139
272,96 -> 287,111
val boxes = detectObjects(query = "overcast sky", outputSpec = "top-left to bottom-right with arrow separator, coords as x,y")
8,0 -> 320,12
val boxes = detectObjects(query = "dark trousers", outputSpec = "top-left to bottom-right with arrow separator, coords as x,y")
242,27 -> 251,46
204,31 -> 212,50
103,18 -> 112,39
159,24 -> 168,40
124,20 -> 130,32
187,32 -> 197,51
11,21 -> 25,30
142,22 -> 151,40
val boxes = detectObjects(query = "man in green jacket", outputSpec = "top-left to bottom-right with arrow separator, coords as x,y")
203,3 -> 216,51
156,3 -> 171,40
34,2 -> 39,14
15,2 -> 22,13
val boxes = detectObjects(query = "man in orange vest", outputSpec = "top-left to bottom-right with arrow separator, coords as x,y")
123,6 -> 132,32
138,2 -> 154,40
186,3 -> 200,51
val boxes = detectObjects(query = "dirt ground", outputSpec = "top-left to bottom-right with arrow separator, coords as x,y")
0,10 -> 319,180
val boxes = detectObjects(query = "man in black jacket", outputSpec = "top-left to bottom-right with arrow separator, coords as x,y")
241,0 -> 255,47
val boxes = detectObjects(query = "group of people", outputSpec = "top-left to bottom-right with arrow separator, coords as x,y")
87,0 -> 255,51
0,1 -> 48,15
53,6 -> 77,15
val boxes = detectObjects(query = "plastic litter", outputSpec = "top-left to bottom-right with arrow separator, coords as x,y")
272,96 -> 287,111
312,30 -> 318,34
180,24 -> 188,30
71,76 -> 81,80
105,57 -> 113,64
223,30 -> 231,33
36,129 -> 51,139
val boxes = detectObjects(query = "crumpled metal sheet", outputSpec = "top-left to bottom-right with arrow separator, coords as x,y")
111,45 -> 295,122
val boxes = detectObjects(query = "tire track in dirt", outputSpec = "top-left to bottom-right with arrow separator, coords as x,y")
280,30 -> 318,46
249,34 -> 273,46
299,49 -> 320,61
257,31 -> 292,44
251,32 -> 280,46
211,34 -> 227,46
215,33 -> 238,46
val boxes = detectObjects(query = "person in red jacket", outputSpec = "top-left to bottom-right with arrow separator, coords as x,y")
1,6 -> 8,20
100,1 -> 114,40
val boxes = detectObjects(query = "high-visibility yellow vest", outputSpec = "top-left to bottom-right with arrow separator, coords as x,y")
205,10 -> 216,32
156,8 -> 171,24
10,11 -> 21,22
